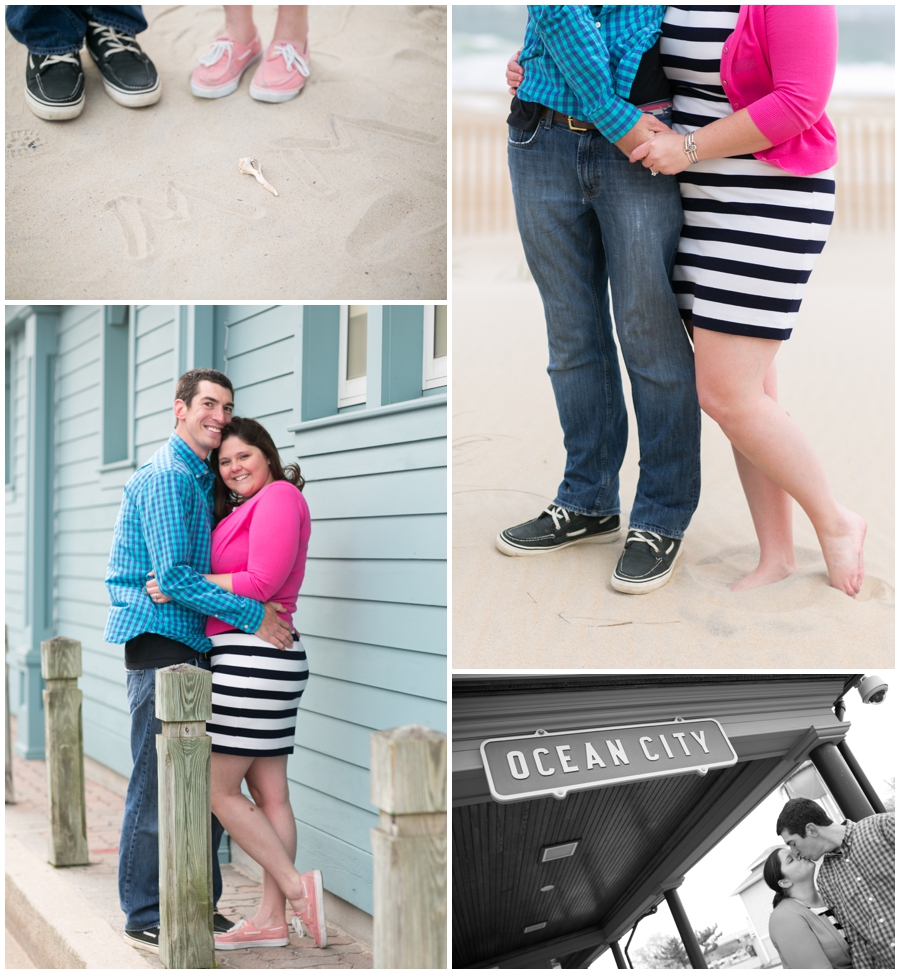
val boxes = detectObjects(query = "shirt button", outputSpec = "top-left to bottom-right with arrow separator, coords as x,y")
594,21 -> 600,28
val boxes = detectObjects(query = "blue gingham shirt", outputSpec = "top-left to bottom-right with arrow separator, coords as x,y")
517,5 -> 666,142
104,433 -> 265,654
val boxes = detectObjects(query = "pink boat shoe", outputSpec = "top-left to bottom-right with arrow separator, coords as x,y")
213,916 -> 289,950
191,34 -> 262,98
249,40 -> 310,103
291,868 -> 327,948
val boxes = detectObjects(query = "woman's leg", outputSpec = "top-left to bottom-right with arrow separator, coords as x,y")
223,6 -> 256,44
729,360 -> 797,590
694,328 -> 865,596
272,6 -> 308,48
244,755 -> 297,929
211,752 -> 308,915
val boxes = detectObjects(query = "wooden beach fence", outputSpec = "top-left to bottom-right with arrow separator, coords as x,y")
156,662 -> 215,969
370,724 -> 447,969
41,636 -> 89,866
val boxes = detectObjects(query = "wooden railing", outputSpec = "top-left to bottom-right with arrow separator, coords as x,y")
453,103 -> 894,236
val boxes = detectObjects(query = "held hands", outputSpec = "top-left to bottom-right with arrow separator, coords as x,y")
614,113 -> 670,158
506,50 -> 523,94
145,571 -> 171,604
629,128 -> 692,175
257,601 -> 294,651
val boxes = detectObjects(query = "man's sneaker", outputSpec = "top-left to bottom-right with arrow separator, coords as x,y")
85,19 -> 161,107
214,912 -> 236,933
496,505 -> 621,556
611,530 -> 683,594
123,927 -> 159,953
25,52 -> 85,120
191,34 -> 262,98
249,40 -> 310,103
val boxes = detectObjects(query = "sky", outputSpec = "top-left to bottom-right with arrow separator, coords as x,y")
588,680 -> 894,969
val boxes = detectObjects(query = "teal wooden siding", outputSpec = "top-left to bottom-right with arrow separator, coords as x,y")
5,303 -> 446,919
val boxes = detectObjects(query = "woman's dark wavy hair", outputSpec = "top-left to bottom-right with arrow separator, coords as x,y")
763,848 -> 791,910
211,416 -> 304,524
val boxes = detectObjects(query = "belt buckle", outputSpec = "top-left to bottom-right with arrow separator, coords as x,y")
567,115 -> 588,133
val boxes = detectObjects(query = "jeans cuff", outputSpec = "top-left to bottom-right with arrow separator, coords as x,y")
26,44 -> 84,55
628,522 -> 686,542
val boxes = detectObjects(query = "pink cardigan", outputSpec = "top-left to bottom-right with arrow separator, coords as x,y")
720,5 -> 838,175
206,480 -> 311,636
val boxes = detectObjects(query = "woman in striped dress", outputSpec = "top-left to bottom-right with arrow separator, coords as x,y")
149,415 -> 326,949
631,6 -> 866,596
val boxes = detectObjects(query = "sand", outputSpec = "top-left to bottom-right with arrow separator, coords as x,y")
5,5 -> 446,300
452,229 -> 894,668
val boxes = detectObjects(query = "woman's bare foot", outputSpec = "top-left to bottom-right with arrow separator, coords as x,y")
730,557 -> 797,592
818,508 -> 866,597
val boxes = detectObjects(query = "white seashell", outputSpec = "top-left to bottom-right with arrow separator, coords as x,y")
238,156 -> 278,197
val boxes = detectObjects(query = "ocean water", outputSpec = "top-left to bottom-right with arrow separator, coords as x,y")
453,4 -> 895,97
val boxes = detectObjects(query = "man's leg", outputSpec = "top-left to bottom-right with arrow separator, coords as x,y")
590,136 -> 701,540
507,117 -> 628,519
119,666 -> 161,935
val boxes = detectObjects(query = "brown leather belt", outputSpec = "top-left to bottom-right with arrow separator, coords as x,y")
541,107 -> 597,132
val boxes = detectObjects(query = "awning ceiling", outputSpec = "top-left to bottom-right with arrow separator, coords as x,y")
452,674 -> 859,969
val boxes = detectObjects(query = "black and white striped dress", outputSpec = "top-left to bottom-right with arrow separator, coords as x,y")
207,632 -> 309,756
661,6 -> 835,341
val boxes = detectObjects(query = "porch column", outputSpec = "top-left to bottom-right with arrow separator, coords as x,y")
610,940 -> 628,969
837,740 -> 886,813
664,887 -> 708,969
810,741 -> 876,820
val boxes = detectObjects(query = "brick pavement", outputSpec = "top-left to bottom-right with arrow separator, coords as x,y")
6,749 -> 372,969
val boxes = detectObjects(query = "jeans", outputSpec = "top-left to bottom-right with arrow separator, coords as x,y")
6,6 -> 146,55
507,112 -> 701,538
119,658 -> 225,932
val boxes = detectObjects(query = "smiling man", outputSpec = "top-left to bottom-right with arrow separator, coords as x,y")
777,797 -> 895,969
104,368 -> 293,953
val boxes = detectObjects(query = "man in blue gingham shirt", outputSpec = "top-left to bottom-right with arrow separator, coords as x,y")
497,6 -> 702,595
105,368 -> 292,949
517,5 -> 665,143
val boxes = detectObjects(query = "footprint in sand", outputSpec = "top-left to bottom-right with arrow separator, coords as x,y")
6,128 -> 47,159
104,182 -> 265,260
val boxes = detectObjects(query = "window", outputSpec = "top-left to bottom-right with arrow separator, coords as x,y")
338,305 -> 367,407
423,305 -> 447,389
101,306 -> 132,465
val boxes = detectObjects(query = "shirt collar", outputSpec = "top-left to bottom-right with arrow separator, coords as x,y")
169,431 -> 214,478
823,819 -> 855,860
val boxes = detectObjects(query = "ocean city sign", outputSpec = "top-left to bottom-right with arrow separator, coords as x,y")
480,718 -> 738,803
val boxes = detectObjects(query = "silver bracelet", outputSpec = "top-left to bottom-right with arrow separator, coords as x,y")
684,133 -> 699,165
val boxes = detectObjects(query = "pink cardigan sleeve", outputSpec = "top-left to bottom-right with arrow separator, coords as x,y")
230,482 -> 305,602
745,6 -> 838,146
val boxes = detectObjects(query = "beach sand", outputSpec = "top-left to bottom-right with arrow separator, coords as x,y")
5,5 -> 446,300
452,229 -> 894,668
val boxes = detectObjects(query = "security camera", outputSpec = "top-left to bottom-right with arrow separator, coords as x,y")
857,674 -> 887,705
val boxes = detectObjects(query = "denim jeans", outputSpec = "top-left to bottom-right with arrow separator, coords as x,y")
6,6 -> 146,55
119,658 -> 225,932
508,112 -> 701,538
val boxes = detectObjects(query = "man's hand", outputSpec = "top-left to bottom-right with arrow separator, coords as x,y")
506,50 -> 523,94
256,601 -> 294,650
614,113 -> 670,158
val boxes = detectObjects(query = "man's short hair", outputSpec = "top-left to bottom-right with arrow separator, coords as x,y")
776,797 -> 834,836
173,369 -> 234,428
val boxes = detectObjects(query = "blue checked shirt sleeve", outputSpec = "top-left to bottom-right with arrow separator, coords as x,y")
140,470 -> 264,633
526,6 -> 641,142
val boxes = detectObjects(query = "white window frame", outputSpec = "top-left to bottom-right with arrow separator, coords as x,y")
422,304 -> 448,390
338,304 -> 367,407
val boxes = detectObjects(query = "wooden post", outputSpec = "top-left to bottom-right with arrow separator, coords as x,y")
156,663 -> 214,970
370,724 -> 447,969
40,636 -> 88,866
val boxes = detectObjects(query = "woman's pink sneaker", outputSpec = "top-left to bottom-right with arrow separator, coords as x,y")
249,40 -> 310,103
291,868 -> 327,947
191,34 -> 262,98
213,916 -> 289,950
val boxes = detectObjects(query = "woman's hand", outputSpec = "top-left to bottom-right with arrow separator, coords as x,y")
629,129 -> 692,175
506,50 -> 523,95
145,571 -> 171,604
